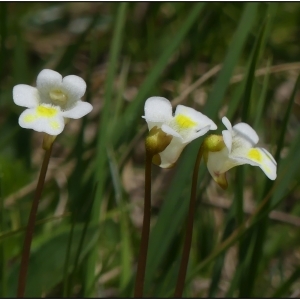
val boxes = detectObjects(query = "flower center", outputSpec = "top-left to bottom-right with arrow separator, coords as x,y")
36,106 -> 58,118
49,90 -> 68,107
175,114 -> 197,129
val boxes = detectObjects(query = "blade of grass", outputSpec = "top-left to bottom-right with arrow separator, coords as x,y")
0,2 -> 7,78
233,14 -> 268,296
69,184 -> 98,297
112,3 -> 206,146
0,170 -> 6,297
272,267 -> 300,298
203,3 -> 258,118
238,72 -> 300,297
253,58 -> 272,128
207,210 -> 236,297
85,3 -> 128,297
106,145 -> 132,290
55,14 -> 99,74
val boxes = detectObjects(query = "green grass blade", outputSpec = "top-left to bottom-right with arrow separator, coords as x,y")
272,267 -> 300,298
274,73 -> 300,164
239,73 -> 300,297
0,2 -> 7,78
112,3 -> 206,146
0,170 -> 6,297
107,145 -> 132,289
85,3 -> 128,296
208,210 -> 236,297
234,13 -> 269,296
55,14 -> 99,74
203,3 -> 258,119
253,58 -> 272,128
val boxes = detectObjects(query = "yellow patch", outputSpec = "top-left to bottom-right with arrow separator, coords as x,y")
175,114 -> 197,129
248,148 -> 261,162
50,120 -> 60,129
36,106 -> 58,118
24,114 -> 36,123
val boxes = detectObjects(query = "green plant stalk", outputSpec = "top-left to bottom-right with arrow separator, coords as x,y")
0,169 -> 6,297
86,4 -> 127,296
62,214 -> 75,297
174,145 -> 204,297
134,150 -> 153,297
16,142 -> 53,298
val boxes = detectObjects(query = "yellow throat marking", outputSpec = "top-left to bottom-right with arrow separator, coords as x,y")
175,114 -> 197,129
248,148 -> 261,162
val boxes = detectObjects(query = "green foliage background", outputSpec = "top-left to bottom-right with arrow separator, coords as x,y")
1,2 -> 300,297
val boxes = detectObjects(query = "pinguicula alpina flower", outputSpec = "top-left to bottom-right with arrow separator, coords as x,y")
204,116 -> 277,189
143,96 -> 217,168
13,69 -> 93,136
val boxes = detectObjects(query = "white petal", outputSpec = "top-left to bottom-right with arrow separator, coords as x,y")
62,75 -> 86,100
143,97 -> 173,130
36,69 -> 63,104
13,85 -> 40,108
233,122 -> 259,145
161,124 -> 182,140
222,129 -> 232,153
222,116 -> 232,131
230,131 -> 255,158
19,106 -> 65,135
61,101 -> 93,119
37,69 -> 62,92
244,147 -> 277,180
171,105 -> 217,143
175,105 -> 217,130
157,137 -> 186,168
184,125 -> 211,144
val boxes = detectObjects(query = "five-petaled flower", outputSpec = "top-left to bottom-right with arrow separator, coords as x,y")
204,116 -> 277,189
143,96 -> 217,168
13,69 -> 93,136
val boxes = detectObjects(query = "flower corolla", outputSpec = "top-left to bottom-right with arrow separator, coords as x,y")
205,116 -> 277,189
13,69 -> 93,135
143,96 -> 217,168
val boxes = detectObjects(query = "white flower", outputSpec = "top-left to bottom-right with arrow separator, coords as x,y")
13,69 -> 93,136
206,116 -> 277,189
143,96 -> 217,168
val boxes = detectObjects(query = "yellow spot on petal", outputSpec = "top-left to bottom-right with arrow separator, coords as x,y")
24,114 -> 36,123
36,106 -> 58,118
248,148 -> 262,162
50,120 -> 60,130
175,114 -> 197,129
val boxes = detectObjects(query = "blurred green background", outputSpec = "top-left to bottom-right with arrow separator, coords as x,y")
1,2 -> 300,297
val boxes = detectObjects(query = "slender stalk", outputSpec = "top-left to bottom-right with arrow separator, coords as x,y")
0,171 -> 6,297
17,142 -> 53,298
134,150 -> 153,297
174,145 -> 204,297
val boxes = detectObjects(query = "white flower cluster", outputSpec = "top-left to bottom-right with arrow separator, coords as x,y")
143,97 -> 277,187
